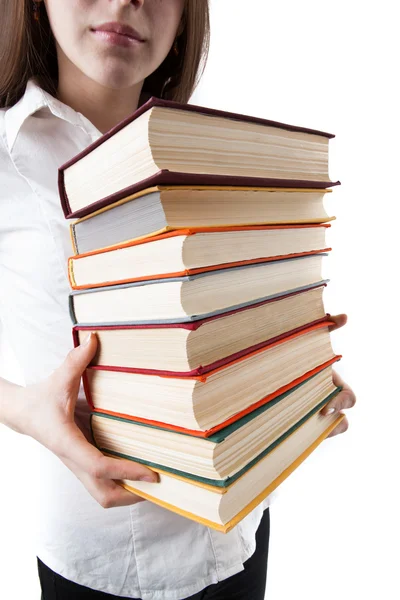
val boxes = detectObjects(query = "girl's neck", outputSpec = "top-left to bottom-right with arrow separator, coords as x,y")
57,68 -> 143,134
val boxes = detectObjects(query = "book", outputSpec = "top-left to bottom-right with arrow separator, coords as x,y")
73,285 -> 328,374
58,97 -> 339,219
91,366 -> 340,482
85,322 -> 341,434
70,254 -> 329,325
68,225 -> 331,290
117,410 -> 344,532
70,186 -> 335,255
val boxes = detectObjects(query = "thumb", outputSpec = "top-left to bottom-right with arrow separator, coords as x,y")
56,332 -> 98,392
328,313 -> 348,332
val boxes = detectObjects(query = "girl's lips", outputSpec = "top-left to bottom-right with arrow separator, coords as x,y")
91,22 -> 144,47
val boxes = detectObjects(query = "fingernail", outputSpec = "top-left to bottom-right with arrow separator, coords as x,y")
139,476 -> 156,483
82,332 -> 93,346
325,407 -> 336,414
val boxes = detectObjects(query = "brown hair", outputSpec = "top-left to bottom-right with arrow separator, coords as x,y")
0,0 -> 210,108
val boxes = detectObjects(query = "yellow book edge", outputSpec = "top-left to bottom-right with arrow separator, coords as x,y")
73,186 -> 334,224
115,413 -> 344,533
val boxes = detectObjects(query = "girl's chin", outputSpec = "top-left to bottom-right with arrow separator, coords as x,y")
85,68 -> 142,90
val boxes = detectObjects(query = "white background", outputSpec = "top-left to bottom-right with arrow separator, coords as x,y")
1,0 -> 399,598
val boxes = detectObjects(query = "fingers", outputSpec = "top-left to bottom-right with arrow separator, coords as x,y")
328,313 -> 348,332
55,332 -> 98,391
55,423 -> 158,508
320,369 -> 356,441
327,415 -> 349,438
63,454 -> 148,508
321,371 -> 356,415
88,454 -> 158,484
58,424 -> 158,482
320,386 -> 356,415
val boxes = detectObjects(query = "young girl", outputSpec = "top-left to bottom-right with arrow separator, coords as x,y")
0,1 -> 355,598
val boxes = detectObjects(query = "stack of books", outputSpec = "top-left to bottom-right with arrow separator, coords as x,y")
60,98 -> 344,533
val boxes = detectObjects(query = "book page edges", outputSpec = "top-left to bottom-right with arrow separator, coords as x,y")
72,285 -> 327,333
71,186 -> 334,224
86,320 -> 335,381
88,355 -> 341,437
68,248 -> 332,291
69,185 -> 334,225
118,414 -> 344,533
59,98 -> 337,187
80,317 -> 330,377
70,219 -> 335,255
96,386 -> 341,487
63,173 -> 339,220
70,224 -> 331,259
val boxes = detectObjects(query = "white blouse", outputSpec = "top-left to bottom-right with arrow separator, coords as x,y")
0,79 -> 268,600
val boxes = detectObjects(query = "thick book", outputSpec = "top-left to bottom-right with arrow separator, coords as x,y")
58,97 -> 340,219
85,322 -> 341,435
70,186 -> 335,255
116,410 -> 344,532
73,285 -> 328,374
70,254 -> 329,325
91,366 -> 340,482
68,225 -> 331,290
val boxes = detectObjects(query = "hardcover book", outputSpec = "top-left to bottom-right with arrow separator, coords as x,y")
70,254 -> 329,325
70,186 -> 335,255
73,285 -> 328,374
68,225 -> 331,290
59,97 -> 339,219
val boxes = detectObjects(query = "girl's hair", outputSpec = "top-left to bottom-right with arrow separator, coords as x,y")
0,0 -> 210,108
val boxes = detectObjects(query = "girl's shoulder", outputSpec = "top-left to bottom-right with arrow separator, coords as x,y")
0,108 -> 11,163
0,109 -> 32,203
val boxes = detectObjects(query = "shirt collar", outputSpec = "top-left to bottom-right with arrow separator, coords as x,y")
4,78 -> 101,152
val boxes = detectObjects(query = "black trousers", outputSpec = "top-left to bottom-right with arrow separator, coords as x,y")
38,508 -> 270,600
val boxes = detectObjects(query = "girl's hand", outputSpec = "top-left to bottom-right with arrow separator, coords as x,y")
9,333 -> 157,508
321,314 -> 356,437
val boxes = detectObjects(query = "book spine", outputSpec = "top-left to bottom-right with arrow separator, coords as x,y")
58,167 -> 72,219
83,370 -> 94,410
69,223 -> 79,255
68,294 -> 77,325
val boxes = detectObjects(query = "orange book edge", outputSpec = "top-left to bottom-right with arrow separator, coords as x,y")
69,185 -> 335,254
69,248 -> 332,290
71,223 -> 332,260
89,356 -> 341,438
116,414 -> 344,533
68,225 -> 331,289
71,221 -> 336,255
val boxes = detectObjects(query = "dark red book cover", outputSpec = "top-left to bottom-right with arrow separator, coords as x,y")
59,96 -> 340,219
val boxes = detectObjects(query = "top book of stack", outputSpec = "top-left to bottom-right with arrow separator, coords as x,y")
58,97 -> 339,219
